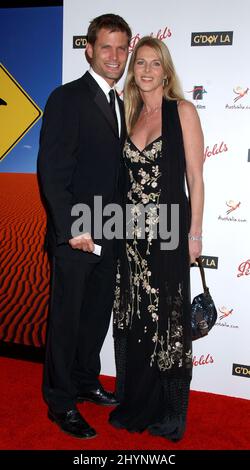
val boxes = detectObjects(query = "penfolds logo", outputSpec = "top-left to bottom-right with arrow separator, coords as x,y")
129,26 -> 172,53
193,354 -> 214,367
204,141 -> 228,160
237,259 -> 250,277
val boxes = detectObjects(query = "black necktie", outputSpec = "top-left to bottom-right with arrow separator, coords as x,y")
108,89 -> 118,134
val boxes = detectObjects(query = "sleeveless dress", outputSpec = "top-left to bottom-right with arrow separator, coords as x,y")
110,100 -> 193,441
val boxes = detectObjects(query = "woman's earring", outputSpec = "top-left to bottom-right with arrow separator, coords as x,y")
163,77 -> 168,87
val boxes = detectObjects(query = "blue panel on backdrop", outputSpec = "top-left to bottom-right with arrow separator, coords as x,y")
0,6 -> 62,173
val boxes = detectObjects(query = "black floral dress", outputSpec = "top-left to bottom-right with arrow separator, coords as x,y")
109,124 -> 193,441
110,129 -> 192,440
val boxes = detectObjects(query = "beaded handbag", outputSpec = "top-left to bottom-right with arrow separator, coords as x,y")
191,258 -> 217,340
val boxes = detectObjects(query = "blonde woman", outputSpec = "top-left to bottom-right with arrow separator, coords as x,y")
110,37 -> 204,441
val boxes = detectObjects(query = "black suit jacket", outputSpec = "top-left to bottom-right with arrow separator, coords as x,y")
38,72 -> 126,260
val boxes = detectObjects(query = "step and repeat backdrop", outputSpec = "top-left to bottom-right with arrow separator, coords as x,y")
63,0 -> 250,399
0,1 -> 249,400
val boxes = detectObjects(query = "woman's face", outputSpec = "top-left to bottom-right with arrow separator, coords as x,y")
133,45 -> 165,93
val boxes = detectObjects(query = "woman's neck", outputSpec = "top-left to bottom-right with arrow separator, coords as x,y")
140,91 -> 163,114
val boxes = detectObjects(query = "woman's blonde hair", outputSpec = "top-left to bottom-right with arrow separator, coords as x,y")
124,36 -> 184,134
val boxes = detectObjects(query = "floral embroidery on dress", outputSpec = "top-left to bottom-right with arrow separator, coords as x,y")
113,138 -> 192,371
153,284 -> 192,370
123,139 -> 162,164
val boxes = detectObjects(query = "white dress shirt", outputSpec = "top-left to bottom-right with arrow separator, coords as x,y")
89,67 -> 121,136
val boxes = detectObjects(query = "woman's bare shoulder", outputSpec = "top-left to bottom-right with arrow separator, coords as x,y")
177,99 -> 200,125
177,99 -> 196,114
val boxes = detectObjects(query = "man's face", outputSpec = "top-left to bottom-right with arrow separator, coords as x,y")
86,28 -> 129,86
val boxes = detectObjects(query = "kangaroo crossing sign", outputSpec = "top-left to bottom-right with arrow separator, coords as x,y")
0,63 -> 42,161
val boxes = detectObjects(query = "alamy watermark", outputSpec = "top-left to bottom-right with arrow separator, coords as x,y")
71,196 -> 180,251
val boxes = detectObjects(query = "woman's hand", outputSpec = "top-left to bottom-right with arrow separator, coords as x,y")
189,239 -> 202,264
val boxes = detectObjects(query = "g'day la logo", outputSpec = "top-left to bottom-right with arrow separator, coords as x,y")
232,363 -> 250,378
194,255 -> 218,269
191,31 -> 233,46
73,36 -> 87,49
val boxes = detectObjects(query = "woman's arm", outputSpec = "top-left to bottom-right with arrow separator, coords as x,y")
178,100 -> 204,263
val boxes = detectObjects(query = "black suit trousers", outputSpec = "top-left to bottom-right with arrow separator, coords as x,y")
43,244 -> 116,412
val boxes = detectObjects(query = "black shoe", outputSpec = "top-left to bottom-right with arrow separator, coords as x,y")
77,386 -> 119,406
48,408 -> 97,439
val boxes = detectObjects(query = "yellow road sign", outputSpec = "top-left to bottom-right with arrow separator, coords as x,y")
0,63 -> 42,161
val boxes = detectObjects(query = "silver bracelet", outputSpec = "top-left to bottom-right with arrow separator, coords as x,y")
188,234 -> 202,241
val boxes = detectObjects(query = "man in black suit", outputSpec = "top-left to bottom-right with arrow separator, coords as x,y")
38,14 -> 131,439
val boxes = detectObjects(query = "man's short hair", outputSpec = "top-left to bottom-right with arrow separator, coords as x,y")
87,13 -> 132,46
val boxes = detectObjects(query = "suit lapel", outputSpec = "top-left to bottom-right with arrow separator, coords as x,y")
82,71 -> 119,137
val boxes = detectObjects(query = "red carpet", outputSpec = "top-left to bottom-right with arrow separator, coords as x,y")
0,356 -> 249,450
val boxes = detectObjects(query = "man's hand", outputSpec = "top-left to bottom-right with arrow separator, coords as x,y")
69,233 -> 94,252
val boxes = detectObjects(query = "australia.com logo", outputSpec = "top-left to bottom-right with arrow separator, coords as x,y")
232,363 -> 250,378
218,201 -> 247,223
191,31 -> 233,46
225,86 -> 250,110
216,306 -> 239,330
